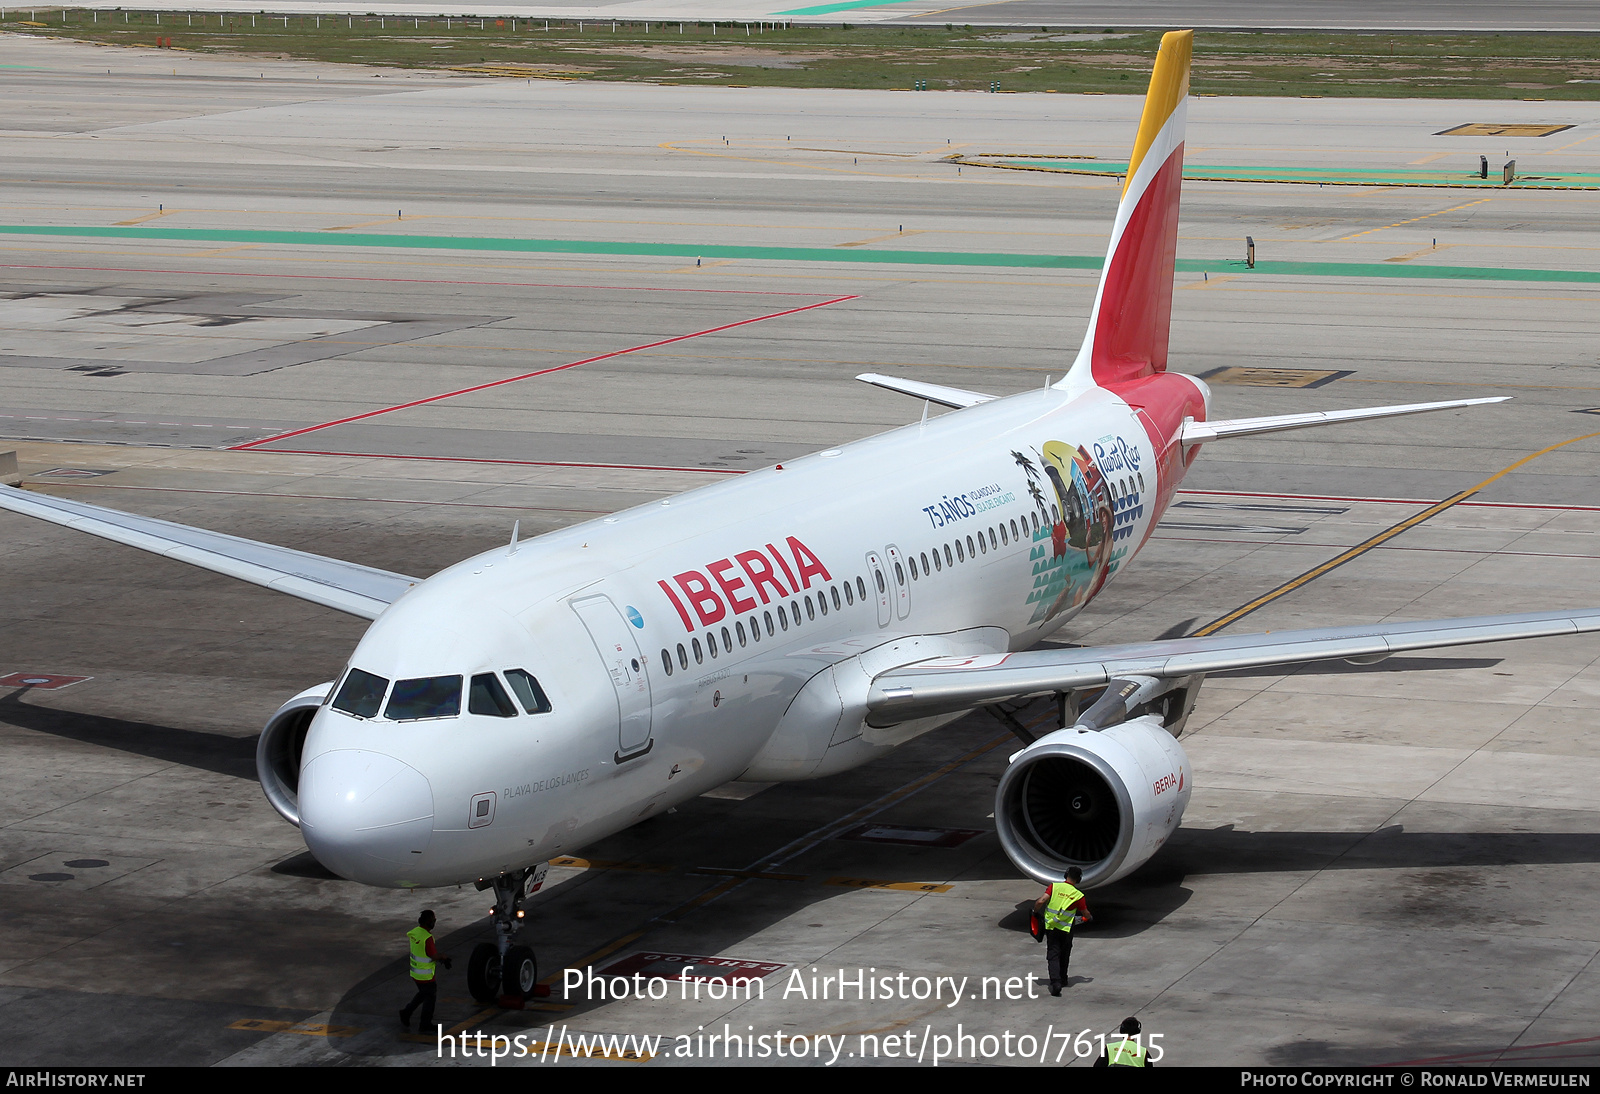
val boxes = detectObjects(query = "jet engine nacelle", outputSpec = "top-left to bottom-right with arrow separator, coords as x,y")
255,682 -> 334,827
995,714 -> 1191,888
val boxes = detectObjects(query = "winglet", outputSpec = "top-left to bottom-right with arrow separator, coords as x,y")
1059,30 -> 1192,396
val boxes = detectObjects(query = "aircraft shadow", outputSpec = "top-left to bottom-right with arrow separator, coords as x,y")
0,685 -> 257,780
317,815 -> 1600,1056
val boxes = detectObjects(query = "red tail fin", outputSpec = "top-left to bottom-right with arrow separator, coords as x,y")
1060,31 -> 1192,393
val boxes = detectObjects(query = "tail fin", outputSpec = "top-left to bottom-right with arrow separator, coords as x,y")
1060,30 -> 1192,395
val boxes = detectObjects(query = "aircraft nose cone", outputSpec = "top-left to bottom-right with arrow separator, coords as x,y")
299,749 -> 434,886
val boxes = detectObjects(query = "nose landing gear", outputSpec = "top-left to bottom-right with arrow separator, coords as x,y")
466,863 -> 549,1004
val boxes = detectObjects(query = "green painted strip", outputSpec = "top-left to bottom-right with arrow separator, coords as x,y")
6,224 -> 1600,283
774,0 -> 920,15
985,158 -> 1600,189
1181,258 -> 1600,283
0,223 -> 1098,269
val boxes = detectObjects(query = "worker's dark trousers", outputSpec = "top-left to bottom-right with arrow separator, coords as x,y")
1046,929 -> 1074,991
402,977 -> 438,1028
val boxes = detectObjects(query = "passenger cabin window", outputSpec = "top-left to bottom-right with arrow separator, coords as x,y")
832,587 -> 842,610
677,644 -> 688,670
693,637 -> 704,664
469,673 -> 518,718
662,649 -> 674,676
944,544 -> 953,567
385,675 -> 462,721
955,539 -> 964,562
332,668 -> 388,719
843,582 -> 854,606
855,576 -> 867,601
706,632 -> 718,658
737,620 -> 747,646
749,615 -> 761,641
505,669 -> 552,714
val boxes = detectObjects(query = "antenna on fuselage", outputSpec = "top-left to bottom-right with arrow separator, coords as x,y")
920,400 -> 929,429
508,519 -> 520,557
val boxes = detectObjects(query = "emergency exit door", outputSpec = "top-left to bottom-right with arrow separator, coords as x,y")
865,551 -> 892,628
570,594 -> 653,759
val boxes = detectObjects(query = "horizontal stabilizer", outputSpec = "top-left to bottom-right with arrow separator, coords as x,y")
867,608 -> 1600,721
0,485 -> 419,619
1180,396 -> 1509,446
856,373 -> 997,410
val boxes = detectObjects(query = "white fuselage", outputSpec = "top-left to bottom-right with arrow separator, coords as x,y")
296,380 -> 1205,887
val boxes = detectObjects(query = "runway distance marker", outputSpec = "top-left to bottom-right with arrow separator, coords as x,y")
0,672 -> 90,689
1438,123 -> 1574,137
1199,366 -> 1351,389
824,877 -> 954,893
549,856 -> 673,874
836,822 -> 985,847
690,866 -> 809,881
597,950 -> 788,984
227,1018 -> 359,1037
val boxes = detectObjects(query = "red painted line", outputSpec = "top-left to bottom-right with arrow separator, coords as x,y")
1385,1033 -> 1600,1066
1176,487 -> 1600,513
231,295 -> 856,451
236,448 -> 749,475
1150,534 -> 1600,561
0,262 -> 836,297
40,481 -> 610,514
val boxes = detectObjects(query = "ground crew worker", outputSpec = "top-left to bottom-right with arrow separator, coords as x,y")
399,909 -> 452,1032
1031,866 -> 1090,995
1095,1016 -> 1153,1067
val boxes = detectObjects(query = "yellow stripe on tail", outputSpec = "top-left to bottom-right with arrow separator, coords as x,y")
1123,31 -> 1192,198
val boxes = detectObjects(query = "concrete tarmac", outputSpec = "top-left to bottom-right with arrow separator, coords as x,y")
1,36 -> 1598,1067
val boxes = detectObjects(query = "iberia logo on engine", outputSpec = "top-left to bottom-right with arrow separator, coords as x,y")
657,537 -> 831,631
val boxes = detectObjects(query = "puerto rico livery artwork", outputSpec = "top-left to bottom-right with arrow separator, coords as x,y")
4,30 -> 1592,1006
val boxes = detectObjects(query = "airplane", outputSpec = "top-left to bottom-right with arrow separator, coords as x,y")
4,29 -> 1598,1006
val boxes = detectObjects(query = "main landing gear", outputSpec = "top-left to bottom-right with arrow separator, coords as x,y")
466,863 -> 548,1004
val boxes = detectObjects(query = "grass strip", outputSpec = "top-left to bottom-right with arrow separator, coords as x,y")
4,15 -> 1600,99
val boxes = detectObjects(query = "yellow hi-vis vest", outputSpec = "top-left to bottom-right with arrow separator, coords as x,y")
1108,1037 -> 1148,1066
407,926 -> 435,981
1044,882 -> 1084,931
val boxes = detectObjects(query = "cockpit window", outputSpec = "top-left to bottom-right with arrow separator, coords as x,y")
385,676 -> 462,721
505,669 -> 552,715
469,673 -> 518,718
332,668 -> 388,719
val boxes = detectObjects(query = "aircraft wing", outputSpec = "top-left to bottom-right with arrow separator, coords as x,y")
856,373 -> 997,409
866,609 -> 1600,721
0,485 -> 419,619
